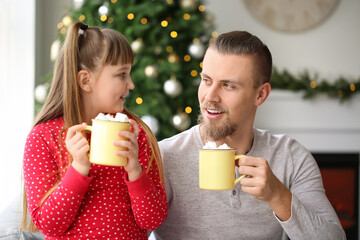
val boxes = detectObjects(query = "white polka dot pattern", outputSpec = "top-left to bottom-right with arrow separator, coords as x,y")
23,117 -> 168,239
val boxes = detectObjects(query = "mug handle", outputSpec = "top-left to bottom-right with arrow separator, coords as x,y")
234,155 -> 246,185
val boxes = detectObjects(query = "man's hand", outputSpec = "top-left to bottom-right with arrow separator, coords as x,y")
238,156 -> 292,221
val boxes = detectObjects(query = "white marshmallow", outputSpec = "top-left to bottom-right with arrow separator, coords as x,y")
112,113 -> 129,122
203,141 -> 231,149
94,112 -> 129,122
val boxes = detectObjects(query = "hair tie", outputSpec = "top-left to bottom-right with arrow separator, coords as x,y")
80,23 -> 88,31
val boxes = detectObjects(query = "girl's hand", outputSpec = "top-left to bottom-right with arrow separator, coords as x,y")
114,119 -> 142,181
65,123 -> 91,176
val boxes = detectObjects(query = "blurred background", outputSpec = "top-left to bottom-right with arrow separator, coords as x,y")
1,0 -> 359,238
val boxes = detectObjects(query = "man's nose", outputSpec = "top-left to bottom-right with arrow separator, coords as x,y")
205,85 -> 220,102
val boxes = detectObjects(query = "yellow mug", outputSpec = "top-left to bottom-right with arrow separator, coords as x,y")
199,149 -> 245,190
85,119 -> 130,167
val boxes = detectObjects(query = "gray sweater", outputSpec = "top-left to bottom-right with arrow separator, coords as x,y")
153,125 -> 345,240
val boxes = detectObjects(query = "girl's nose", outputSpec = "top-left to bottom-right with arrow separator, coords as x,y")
128,77 -> 135,90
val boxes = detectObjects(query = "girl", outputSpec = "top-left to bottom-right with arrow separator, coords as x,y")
21,22 -> 167,239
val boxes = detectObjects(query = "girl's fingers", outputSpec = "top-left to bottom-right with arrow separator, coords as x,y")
129,119 -> 139,136
66,123 -> 87,141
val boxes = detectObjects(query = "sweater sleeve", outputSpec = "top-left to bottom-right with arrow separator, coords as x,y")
23,124 -> 93,236
278,194 -> 346,240
124,125 -> 168,230
278,139 -> 346,240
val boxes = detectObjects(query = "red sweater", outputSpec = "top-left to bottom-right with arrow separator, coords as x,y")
23,117 -> 167,239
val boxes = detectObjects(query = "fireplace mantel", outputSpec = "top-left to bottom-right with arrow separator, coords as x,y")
254,90 -> 360,152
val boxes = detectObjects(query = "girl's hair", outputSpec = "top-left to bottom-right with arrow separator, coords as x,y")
21,22 -> 164,231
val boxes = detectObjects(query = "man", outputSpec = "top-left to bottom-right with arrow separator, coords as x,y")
153,31 -> 345,239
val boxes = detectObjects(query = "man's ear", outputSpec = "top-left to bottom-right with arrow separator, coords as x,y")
77,70 -> 92,92
255,82 -> 271,107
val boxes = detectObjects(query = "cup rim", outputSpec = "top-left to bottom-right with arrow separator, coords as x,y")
199,148 -> 235,151
92,119 -> 130,124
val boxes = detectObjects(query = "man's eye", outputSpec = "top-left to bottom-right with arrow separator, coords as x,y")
224,83 -> 235,89
202,78 -> 211,84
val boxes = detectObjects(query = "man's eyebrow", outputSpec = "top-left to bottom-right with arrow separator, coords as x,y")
200,72 -> 210,79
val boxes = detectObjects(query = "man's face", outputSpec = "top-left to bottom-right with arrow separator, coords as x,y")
198,48 -> 260,141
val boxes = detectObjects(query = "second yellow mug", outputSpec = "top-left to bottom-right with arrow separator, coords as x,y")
85,119 -> 130,167
199,149 -> 245,190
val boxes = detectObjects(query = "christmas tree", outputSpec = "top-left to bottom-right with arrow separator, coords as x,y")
34,0 -> 216,140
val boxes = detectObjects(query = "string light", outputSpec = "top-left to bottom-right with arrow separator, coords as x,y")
60,27 -> 67,34
338,90 -> 343,98
183,13 -> 191,20
111,0 -> 117,3
79,15 -> 86,22
350,83 -> 356,91
57,22 -> 63,29
200,62 -> 203,68
212,31 -> 219,38
127,13 -> 134,20
141,18 -> 148,24
170,31 -> 178,38
161,20 -> 168,27
166,46 -> 173,52
199,5 -> 206,12
100,15 -> 107,22
136,97 -> 143,104
184,55 -> 191,62
107,17 -> 114,23
167,0 -> 174,4
185,107 -> 192,114
191,70 -> 198,77
310,81 -> 317,88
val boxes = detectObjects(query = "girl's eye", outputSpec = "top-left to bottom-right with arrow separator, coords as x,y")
118,73 -> 126,78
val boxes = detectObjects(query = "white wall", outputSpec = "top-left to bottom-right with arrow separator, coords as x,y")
206,0 -> 360,81
0,0 -> 35,214
206,0 -> 360,152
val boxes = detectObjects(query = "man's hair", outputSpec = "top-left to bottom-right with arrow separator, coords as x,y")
210,31 -> 272,88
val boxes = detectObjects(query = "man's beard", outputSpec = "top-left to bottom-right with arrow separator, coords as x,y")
197,106 -> 237,141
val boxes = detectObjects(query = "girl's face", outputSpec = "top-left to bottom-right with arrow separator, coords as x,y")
89,62 -> 134,116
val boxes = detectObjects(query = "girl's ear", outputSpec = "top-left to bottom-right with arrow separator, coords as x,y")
255,82 -> 271,107
77,70 -> 92,92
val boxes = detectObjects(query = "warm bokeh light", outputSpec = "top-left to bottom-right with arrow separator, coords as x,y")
136,97 -> 143,104
57,22 -> 64,29
200,62 -> 203,68
141,18 -> 148,24
166,46 -> 173,52
199,5 -> 206,12
185,107 -> 192,114
191,70 -> 198,77
184,55 -> 191,62
183,13 -> 191,20
310,81 -> 317,88
127,13 -> 134,20
170,31 -> 178,38
350,83 -> 356,91
107,17 -> 114,23
78,15 -> 86,22
100,15 -> 107,22
161,20 -> 168,27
